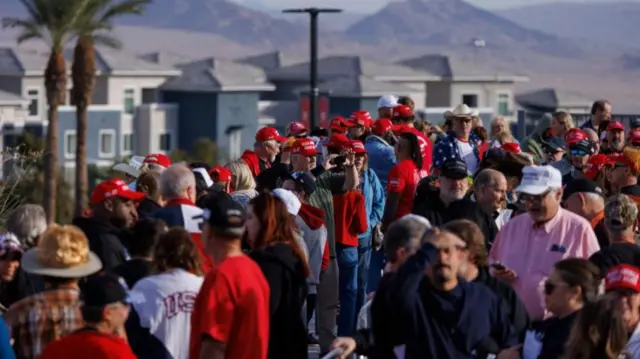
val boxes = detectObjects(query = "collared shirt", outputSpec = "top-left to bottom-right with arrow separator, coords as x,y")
5,289 -> 83,359
489,208 -> 600,320
470,194 -> 513,230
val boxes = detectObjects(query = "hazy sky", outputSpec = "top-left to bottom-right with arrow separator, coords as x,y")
239,0 -> 639,12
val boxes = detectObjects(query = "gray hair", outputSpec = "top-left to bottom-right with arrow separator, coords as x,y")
6,204 -> 47,248
582,192 -> 605,206
160,164 -> 195,200
384,214 -> 432,262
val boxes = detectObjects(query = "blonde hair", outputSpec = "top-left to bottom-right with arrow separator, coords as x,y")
225,160 -> 256,191
36,225 -> 91,269
496,131 -> 516,145
554,111 -> 575,131
490,116 -> 512,139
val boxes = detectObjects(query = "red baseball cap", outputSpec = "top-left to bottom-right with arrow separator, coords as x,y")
291,138 -> 320,157
607,121 -> 625,132
324,134 -> 351,150
605,264 -> 640,293
288,122 -> 308,136
564,128 -> 587,145
351,140 -> 367,154
348,110 -> 373,128
392,105 -> 413,118
501,143 -> 522,154
90,179 -> 145,206
256,127 -> 287,143
372,118 -> 393,136
392,124 -> 413,135
209,166 -> 232,182
329,117 -> 348,133
143,153 -> 171,168
628,129 -> 640,145
584,154 -> 609,180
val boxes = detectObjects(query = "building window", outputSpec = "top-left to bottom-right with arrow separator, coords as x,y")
99,130 -> 116,157
124,89 -> 135,114
462,94 -> 478,108
497,93 -> 510,116
159,133 -> 171,151
64,131 -> 76,159
229,130 -> 241,160
122,133 -> 134,153
27,89 -> 39,117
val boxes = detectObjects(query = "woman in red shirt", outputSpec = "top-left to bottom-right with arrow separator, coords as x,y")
382,132 -> 424,231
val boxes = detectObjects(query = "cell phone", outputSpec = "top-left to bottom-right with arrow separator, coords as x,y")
490,262 -> 507,271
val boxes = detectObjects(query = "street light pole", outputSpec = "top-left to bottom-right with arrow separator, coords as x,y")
283,7 -> 342,130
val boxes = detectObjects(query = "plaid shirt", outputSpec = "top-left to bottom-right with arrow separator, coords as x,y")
4,289 -> 83,359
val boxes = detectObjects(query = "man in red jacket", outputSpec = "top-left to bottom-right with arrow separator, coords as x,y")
332,164 -> 367,337
240,127 -> 287,177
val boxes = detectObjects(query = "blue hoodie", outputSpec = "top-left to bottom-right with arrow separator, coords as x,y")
364,135 -> 396,189
358,168 -> 385,248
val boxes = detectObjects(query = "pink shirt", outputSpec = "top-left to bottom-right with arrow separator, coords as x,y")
489,208 -> 600,320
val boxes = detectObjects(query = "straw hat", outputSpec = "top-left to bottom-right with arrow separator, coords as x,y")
21,225 -> 102,278
444,104 -> 475,120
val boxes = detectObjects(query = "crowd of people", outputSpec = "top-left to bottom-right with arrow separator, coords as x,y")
0,95 -> 639,359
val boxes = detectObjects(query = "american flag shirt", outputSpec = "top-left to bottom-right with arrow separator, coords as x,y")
433,131 -> 481,170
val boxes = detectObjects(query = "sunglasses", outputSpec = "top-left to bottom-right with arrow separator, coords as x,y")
570,149 -> 588,157
544,280 -> 564,295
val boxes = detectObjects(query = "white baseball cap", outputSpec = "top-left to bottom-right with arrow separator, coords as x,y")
273,188 -> 301,216
377,95 -> 399,109
515,165 -> 562,195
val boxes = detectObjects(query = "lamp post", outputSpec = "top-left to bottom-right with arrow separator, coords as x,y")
283,7 -> 342,129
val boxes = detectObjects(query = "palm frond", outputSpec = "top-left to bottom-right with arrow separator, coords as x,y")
100,0 -> 151,22
92,33 -> 122,49
16,29 -> 45,45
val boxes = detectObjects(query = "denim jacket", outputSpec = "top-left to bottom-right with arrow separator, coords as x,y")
358,168 -> 385,248
364,135 -> 396,189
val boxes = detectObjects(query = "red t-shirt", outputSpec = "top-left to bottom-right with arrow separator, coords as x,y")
387,159 -> 421,220
38,329 -> 136,359
189,255 -> 270,359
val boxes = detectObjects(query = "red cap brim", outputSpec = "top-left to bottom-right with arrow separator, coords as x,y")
119,191 -> 146,201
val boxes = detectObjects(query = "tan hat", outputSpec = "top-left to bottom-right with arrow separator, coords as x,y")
444,104 -> 475,120
21,225 -> 102,278
605,194 -> 639,232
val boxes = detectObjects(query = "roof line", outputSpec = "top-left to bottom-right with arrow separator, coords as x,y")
7,48 -> 25,74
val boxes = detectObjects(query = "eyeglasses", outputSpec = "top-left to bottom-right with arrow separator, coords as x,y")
544,280 -> 567,295
520,191 -> 552,204
570,149 -> 588,157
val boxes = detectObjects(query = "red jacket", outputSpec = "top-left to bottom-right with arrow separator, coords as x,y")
240,150 -> 261,177
332,190 -> 367,247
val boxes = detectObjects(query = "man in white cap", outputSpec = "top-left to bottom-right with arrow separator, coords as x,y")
376,95 -> 399,119
489,165 -> 600,321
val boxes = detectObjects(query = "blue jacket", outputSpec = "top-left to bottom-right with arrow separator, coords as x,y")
364,135 -> 396,189
387,242 -> 518,358
0,317 -> 14,359
358,168 -> 385,247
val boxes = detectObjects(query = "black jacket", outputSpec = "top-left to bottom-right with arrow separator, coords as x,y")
250,243 -> 308,359
137,198 -> 162,218
412,182 -> 499,248
73,217 -> 129,271
0,268 -> 43,311
473,267 -> 530,341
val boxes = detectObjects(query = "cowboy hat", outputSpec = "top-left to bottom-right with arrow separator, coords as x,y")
444,104 -> 475,120
112,155 -> 145,178
21,225 -> 102,278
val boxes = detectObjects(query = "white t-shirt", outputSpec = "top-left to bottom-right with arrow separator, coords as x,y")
456,139 -> 479,174
131,268 -> 204,359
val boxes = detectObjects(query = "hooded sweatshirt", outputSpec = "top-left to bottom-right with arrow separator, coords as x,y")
250,243 -> 309,359
296,204 -> 328,295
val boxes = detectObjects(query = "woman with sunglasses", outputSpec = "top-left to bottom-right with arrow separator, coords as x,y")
523,258 -> 600,359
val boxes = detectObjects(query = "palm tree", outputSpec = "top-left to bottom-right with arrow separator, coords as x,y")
71,0 -> 150,217
3,0 -> 86,223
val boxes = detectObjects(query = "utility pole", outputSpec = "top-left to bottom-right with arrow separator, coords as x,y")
283,7 -> 342,129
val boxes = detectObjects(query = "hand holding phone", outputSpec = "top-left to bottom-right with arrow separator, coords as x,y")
491,262 -> 517,282
490,262 -> 507,271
